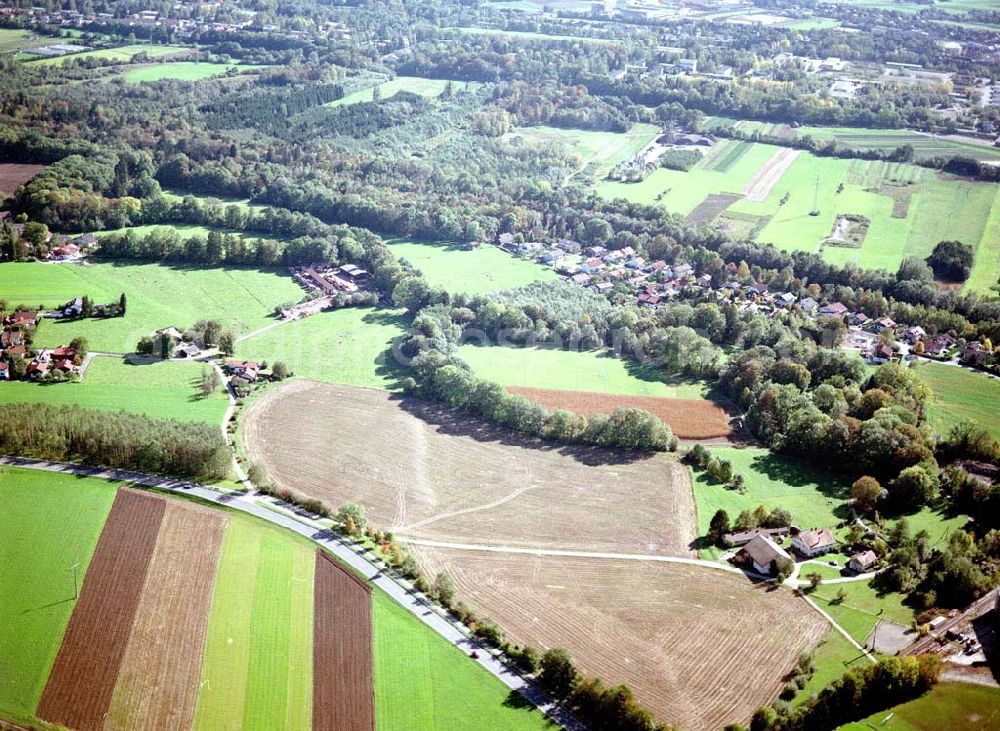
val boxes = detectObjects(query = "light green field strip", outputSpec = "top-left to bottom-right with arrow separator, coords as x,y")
0,468 -> 117,723
916,361 -> 1000,441
328,76 -> 482,107
457,344 -> 714,398
194,518 -> 314,731
25,44 -> 188,66
238,307 -> 407,390
122,62 -> 260,83
0,356 -> 228,424
373,593 -> 550,731
966,185 -> 1000,294
0,261 -> 303,353
387,238 -> 557,294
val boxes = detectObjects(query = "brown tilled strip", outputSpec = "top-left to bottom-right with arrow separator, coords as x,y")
313,550 -> 374,731
36,489 -> 166,730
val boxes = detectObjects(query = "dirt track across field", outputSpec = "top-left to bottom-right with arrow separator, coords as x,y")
104,500 -> 227,730
507,385 -> 733,440
313,551 -> 374,731
37,489 -> 165,730
743,148 -> 800,201
244,380 -> 697,557
412,546 -> 827,731
0,163 -> 45,195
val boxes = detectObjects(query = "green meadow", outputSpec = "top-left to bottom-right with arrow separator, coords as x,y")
457,344 -> 714,398
0,261 -> 303,353
809,579 -> 914,646
329,76 -> 482,107
237,307 -> 408,390
510,123 -> 661,180
839,682 -> 1000,731
0,468 -> 117,724
122,61 -> 255,83
0,356 -> 228,425
387,238 -> 557,295
915,361 -> 1000,441
24,43 -> 187,66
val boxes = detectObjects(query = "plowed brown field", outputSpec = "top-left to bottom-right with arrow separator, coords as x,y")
412,546 -> 827,731
244,380 -> 696,556
0,163 -> 45,195
313,551 -> 374,731
104,500 -> 227,730
37,489 -> 166,730
507,385 -> 733,440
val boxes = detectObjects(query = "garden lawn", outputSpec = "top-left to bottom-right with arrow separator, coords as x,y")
195,516 -> 314,730
373,592 -> 550,731
0,468 -> 117,723
915,361 -> 1000,441
122,61 -> 250,82
838,682 -> 1000,731
0,261 -> 303,353
387,238 -> 557,295
328,76 -> 482,107
0,356 -> 227,424
238,307 -> 407,390
692,447 -> 850,559
809,579 -> 914,646
457,344 -> 715,398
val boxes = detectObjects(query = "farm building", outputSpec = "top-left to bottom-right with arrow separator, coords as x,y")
792,528 -> 836,557
723,527 -> 792,547
848,551 -> 877,573
738,535 -> 791,575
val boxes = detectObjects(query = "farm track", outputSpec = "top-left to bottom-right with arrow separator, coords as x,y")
313,551 -> 374,731
36,489 -> 165,730
743,148 -> 800,201
103,500 -> 226,730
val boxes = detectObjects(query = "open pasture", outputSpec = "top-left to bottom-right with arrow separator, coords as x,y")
509,123 -> 660,180
387,238 -> 557,294
914,361 -> 1000,441
121,61 -> 253,83
839,682 -> 1000,731
25,43 -> 189,66
507,385 -> 733,440
412,546 -> 827,731
0,162 -> 45,195
0,261 -> 303,353
244,380 -> 697,556
0,356 -> 228,425
328,76 -> 482,107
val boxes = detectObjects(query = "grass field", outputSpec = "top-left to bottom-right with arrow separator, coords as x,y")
809,579 -> 913,646
0,261 -> 303,353
509,123 -> 661,181
0,355 -> 228,424
373,593 -> 549,731
793,627 -> 869,707
0,468 -> 117,723
691,447 -> 850,559
387,238 -> 557,294
121,61 -> 251,82
914,361 -> 1000,441
839,682 -> 1000,731
457,344 -> 715,398
328,76 -> 482,107
238,307 -> 407,390
25,43 -> 188,66
0,29 -> 48,54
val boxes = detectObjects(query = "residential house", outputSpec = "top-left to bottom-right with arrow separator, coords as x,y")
848,550 -> 878,573
739,535 -> 792,575
0,361 -> 8,380
51,345 -> 76,362
571,273 -> 592,286
872,316 -> 897,333
924,334 -> 955,357
338,264 -> 369,282
1,329 -> 22,349
871,342 -> 894,364
175,342 -> 200,359
6,310 -> 39,328
776,292 -> 796,308
226,360 -> 259,382
800,297 -> 818,313
792,528 -> 836,557
638,293 -> 662,307
27,349 -> 50,379
49,243 -> 80,260
556,239 -> 582,254
903,325 -> 926,345
593,281 -> 614,294
961,341 -> 992,366
6,344 -> 26,359
818,302 -> 848,318
849,312 -> 870,327
60,298 -> 83,318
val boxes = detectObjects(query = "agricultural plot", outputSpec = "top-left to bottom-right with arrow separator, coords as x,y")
508,123 -> 660,181
0,468 -> 117,724
412,546 -> 827,731
372,592 -> 550,731
0,355 -> 228,424
328,76 -> 482,107
839,682 -> 1000,731
387,238 -> 557,294
0,261 -> 303,353
914,361 -> 1000,441
238,307 -> 407,390
0,162 -> 45,195
36,489 -> 166,730
25,43 -> 188,66
313,551 -> 374,731
121,61 -> 252,83
243,380 -> 697,556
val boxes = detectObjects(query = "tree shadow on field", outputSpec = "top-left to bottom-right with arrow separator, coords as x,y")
749,451 -> 850,502
503,689 -> 535,710
391,395 -> 656,467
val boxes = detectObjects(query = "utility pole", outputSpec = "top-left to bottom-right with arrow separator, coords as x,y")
870,608 -> 884,651
69,563 -> 80,600
809,176 -> 820,216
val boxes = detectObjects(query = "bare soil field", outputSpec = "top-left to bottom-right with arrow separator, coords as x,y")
412,547 -> 827,731
37,489 -> 165,730
313,551 -> 374,731
743,148 -> 800,201
507,385 -> 733,440
686,192 -> 742,225
0,163 -> 45,195
105,500 -> 227,730
244,380 -> 696,556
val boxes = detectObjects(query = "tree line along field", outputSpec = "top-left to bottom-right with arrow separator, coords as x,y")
386,238 -> 558,294
0,355 -> 229,425
914,361 -> 1000,441
0,467 -> 551,731
20,43 -> 189,66
596,140 -> 1000,291
0,261 -> 303,353
119,61 -> 263,83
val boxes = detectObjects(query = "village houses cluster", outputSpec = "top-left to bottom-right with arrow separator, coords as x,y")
0,308 -> 83,381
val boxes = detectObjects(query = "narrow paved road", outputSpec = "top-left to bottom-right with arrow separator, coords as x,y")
0,456 -> 583,731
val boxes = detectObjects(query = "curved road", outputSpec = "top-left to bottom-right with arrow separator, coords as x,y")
0,456 -> 584,731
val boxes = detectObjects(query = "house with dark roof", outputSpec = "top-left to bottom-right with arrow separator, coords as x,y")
818,302 -> 848,318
